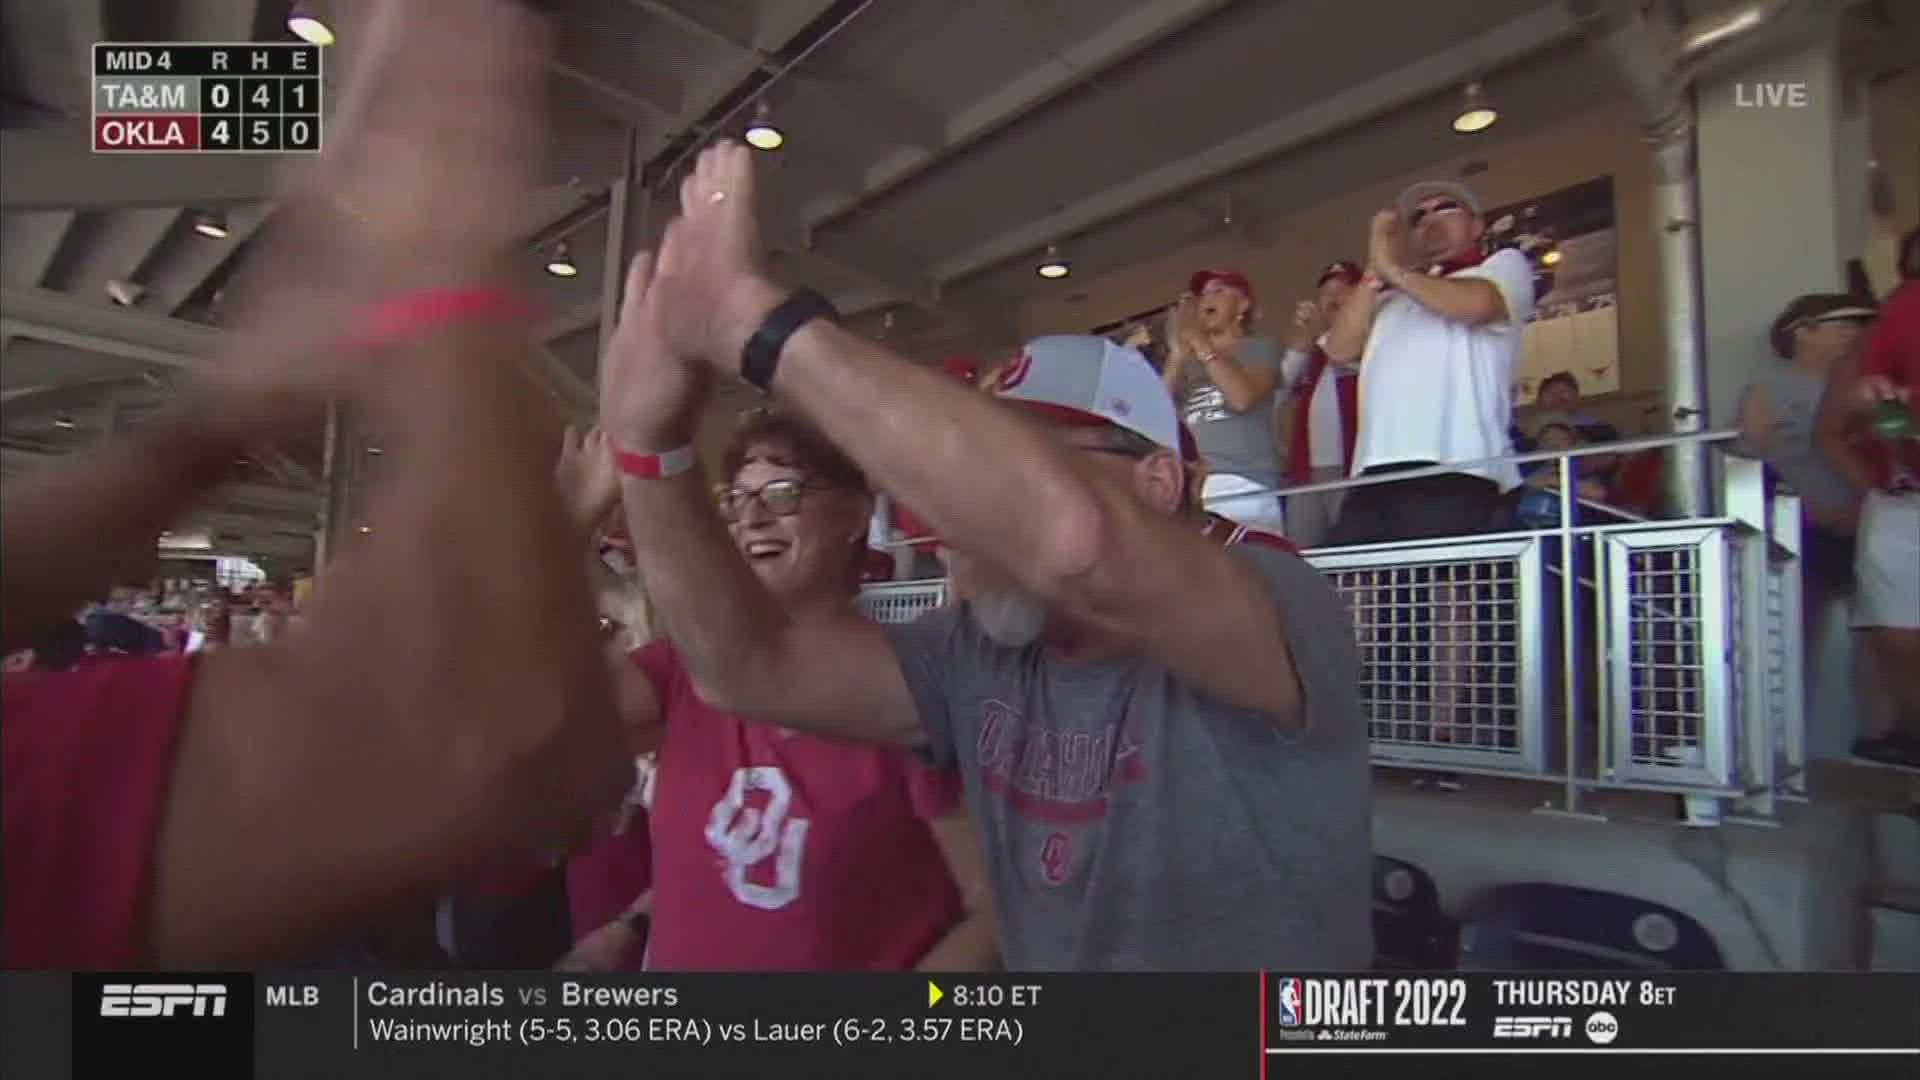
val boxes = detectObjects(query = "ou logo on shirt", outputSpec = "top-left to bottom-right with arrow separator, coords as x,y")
705,767 -> 811,910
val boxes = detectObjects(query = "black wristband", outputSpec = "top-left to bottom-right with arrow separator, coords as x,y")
741,289 -> 836,392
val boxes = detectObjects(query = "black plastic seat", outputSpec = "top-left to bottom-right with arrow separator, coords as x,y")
1456,882 -> 1725,970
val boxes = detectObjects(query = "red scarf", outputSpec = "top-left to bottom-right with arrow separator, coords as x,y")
1371,247 -> 1489,291
1200,512 -> 1300,555
1425,247 -> 1489,277
1284,344 -> 1359,485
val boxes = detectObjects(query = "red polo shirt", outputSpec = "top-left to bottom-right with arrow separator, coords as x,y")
3,656 -> 197,968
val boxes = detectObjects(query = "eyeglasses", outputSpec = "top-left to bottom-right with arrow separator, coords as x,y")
1409,200 -> 1466,228
1073,444 -> 1151,460
714,478 -> 832,522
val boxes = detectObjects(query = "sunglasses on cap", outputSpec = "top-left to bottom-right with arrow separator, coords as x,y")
714,478 -> 835,522
1409,200 -> 1468,229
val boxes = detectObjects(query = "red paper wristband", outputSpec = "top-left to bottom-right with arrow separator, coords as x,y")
349,287 -> 536,350
613,445 -> 696,480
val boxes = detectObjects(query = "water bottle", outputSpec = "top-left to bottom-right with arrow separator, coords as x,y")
1869,398 -> 1914,440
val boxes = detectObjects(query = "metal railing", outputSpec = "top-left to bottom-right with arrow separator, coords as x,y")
857,429 -> 1807,824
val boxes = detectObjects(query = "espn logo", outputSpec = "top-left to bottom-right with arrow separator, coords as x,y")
1492,1015 -> 1571,1039
100,983 -> 228,1018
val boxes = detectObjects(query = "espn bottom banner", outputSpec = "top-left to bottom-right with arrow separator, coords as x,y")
0,972 -> 1912,1079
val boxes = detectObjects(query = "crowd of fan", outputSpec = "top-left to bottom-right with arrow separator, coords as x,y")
2,581 -> 297,672
0,1 -> 1912,980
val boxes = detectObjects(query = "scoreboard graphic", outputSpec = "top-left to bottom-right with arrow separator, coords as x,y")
92,43 -> 323,154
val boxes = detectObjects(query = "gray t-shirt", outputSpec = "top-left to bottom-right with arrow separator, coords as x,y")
1738,364 -> 1859,517
883,543 -> 1372,971
1181,335 -> 1284,487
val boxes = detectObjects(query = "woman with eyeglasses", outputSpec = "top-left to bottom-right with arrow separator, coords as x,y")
555,412 -> 998,973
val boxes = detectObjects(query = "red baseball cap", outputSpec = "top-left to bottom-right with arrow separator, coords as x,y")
1188,269 -> 1255,306
938,356 -> 980,385
1317,260 -> 1363,287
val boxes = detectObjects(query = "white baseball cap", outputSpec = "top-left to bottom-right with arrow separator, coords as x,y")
990,335 -> 1182,459
1397,179 -> 1482,218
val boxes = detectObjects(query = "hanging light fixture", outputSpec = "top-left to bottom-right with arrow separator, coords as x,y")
287,2 -> 336,46
545,241 -> 579,278
193,208 -> 229,239
106,279 -> 145,307
1036,242 -> 1071,280
1540,248 -> 1563,267
1453,81 -> 1498,133
744,101 -> 784,152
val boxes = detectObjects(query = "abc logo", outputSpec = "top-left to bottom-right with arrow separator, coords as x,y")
1585,1011 -> 1620,1045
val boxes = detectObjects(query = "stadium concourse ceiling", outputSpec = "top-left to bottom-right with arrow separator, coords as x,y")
0,0 -> 1877,558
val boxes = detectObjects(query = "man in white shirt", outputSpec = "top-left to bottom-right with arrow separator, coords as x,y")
1321,181 -> 1536,762
1277,260 -> 1364,548
1323,179 -> 1536,544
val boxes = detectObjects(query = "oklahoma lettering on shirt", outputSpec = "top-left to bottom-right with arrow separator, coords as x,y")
884,544 -> 1372,971
1351,246 -> 1536,490
633,641 -> 966,971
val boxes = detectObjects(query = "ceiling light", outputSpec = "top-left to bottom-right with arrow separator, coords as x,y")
287,3 -> 335,46
1036,243 -> 1071,280
545,241 -> 579,278
193,209 -> 229,239
105,279 -> 145,306
1541,248 -> 1563,266
54,415 -> 76,430
358,525 -> 372,534
744,102 -> 784,152
1453,82 -> 1498,134
366,445 -> 383,455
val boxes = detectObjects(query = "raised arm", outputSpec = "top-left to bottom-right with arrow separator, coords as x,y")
1379,268 -> 1509,325
599,255 -> 925,748
1196,340 -> 1282,414
140,0 -> 628,965
1323,278 -> 1385,363
622,144 -> 1306,727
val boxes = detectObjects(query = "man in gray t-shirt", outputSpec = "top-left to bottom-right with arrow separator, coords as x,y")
603,149 -> 1371,974
889,538 -> 1371,970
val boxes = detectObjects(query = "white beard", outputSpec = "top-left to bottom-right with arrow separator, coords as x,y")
968,588 -> 1047,648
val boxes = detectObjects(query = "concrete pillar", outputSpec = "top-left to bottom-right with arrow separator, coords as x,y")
316,402 -> 346,571
1696,31 -> 1875,759
599,128 -> 645,361
1697,31 -> 1870,427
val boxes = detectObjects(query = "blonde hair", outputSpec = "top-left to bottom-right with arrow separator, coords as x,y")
592,554 -> 655,649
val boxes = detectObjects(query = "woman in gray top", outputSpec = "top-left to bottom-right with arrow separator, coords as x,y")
1162,269 -> 1286,531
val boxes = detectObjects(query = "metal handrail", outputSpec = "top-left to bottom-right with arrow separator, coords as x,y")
869,427 -> 1740,548
1211,427 -> 1739,503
